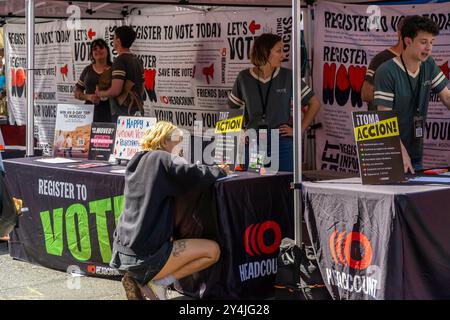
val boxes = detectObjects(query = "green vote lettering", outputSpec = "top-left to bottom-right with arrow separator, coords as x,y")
113,195 -> 124,225
66,203 -> 91,261
40,208 -> 64,256
40,195 -> 125,262
89,198 -> 112,263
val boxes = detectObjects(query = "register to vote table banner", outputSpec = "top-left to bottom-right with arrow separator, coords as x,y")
4,159 -> 125,278
4,158 -> 294,298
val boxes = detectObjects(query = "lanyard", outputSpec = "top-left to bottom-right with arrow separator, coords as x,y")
400,54 -> 421,115
256,68 -> 276,120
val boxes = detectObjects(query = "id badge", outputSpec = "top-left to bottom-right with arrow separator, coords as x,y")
414,116 -> 424,139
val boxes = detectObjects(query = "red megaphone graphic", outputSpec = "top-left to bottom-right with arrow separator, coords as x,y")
202,63 -> 214,84
60,64 -> 68,81
440,61 -> 449,79
249,20 -> 261,35
88,28 -> 96,40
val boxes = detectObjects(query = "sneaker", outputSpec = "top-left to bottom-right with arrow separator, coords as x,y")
147,281 -> 168,300
121,273 -> 145,300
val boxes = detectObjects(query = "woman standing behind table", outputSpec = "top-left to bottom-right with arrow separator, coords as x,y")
228,33 -> 319,172
110,121 -> 227,300
74,38 -> 112,122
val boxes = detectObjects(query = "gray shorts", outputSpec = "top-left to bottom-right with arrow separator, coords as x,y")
110,241 -> 173,284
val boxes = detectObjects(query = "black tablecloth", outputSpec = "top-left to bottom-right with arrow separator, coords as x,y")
4,157 -> 294,299
303,178 -> 450,300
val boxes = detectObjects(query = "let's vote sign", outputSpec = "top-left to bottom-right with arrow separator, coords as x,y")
353,111 -> 404,184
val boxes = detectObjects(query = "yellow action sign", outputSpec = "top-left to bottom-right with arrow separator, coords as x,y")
215,115 -> 244,134
355,117 -> 399,142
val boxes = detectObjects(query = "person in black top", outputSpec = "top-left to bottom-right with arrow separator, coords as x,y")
96,26 -> 145,122
110,121 -> 227,300
74,38 -> 112,122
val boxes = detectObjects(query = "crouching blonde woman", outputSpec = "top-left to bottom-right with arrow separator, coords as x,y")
110,121 -> 227,300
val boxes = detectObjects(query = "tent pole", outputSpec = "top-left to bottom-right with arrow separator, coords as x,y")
26,0 -> 35,156
293,0 -> 302,246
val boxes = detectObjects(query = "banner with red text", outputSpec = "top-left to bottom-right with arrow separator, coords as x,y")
128,8 -> 291,132
314,1 -> 450,170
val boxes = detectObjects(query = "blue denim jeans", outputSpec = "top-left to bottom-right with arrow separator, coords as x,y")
278,136 -> 293,172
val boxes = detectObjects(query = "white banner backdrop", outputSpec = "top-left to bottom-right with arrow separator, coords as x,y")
5,8 -> 292,152
314,1 -> 450,171
5,20 -> 121,152
127,8 -> 292,132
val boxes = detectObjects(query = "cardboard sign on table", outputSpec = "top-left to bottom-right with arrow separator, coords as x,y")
352,111 -> 404,184
113,116 -> 157,161
213,109 -> 244,169
53,104 -> 94,159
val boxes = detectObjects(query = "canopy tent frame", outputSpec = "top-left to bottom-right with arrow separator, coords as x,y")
21,0 -> 305,246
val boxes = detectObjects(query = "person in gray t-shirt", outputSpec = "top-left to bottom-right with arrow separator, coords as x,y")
97,26 -> 144,122
374,15 -> 450,173
228,33 -> 320,172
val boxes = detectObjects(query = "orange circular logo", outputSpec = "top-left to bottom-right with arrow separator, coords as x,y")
330,230 -> 373,270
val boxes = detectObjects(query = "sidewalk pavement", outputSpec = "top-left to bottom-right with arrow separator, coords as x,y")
0,242 -> 185,300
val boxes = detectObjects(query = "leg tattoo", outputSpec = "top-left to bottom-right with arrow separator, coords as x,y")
172,240 -> 187,257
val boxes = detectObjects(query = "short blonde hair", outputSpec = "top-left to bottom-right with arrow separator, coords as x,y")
140,121 -> 183,151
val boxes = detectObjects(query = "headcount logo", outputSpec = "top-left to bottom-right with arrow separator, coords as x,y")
330,231 -> 372,270
239,220 -> 282,282
322,47 -> 367,108
87,265 -> 120,276
160,96 -> 195,106
326,230 -> 379,299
